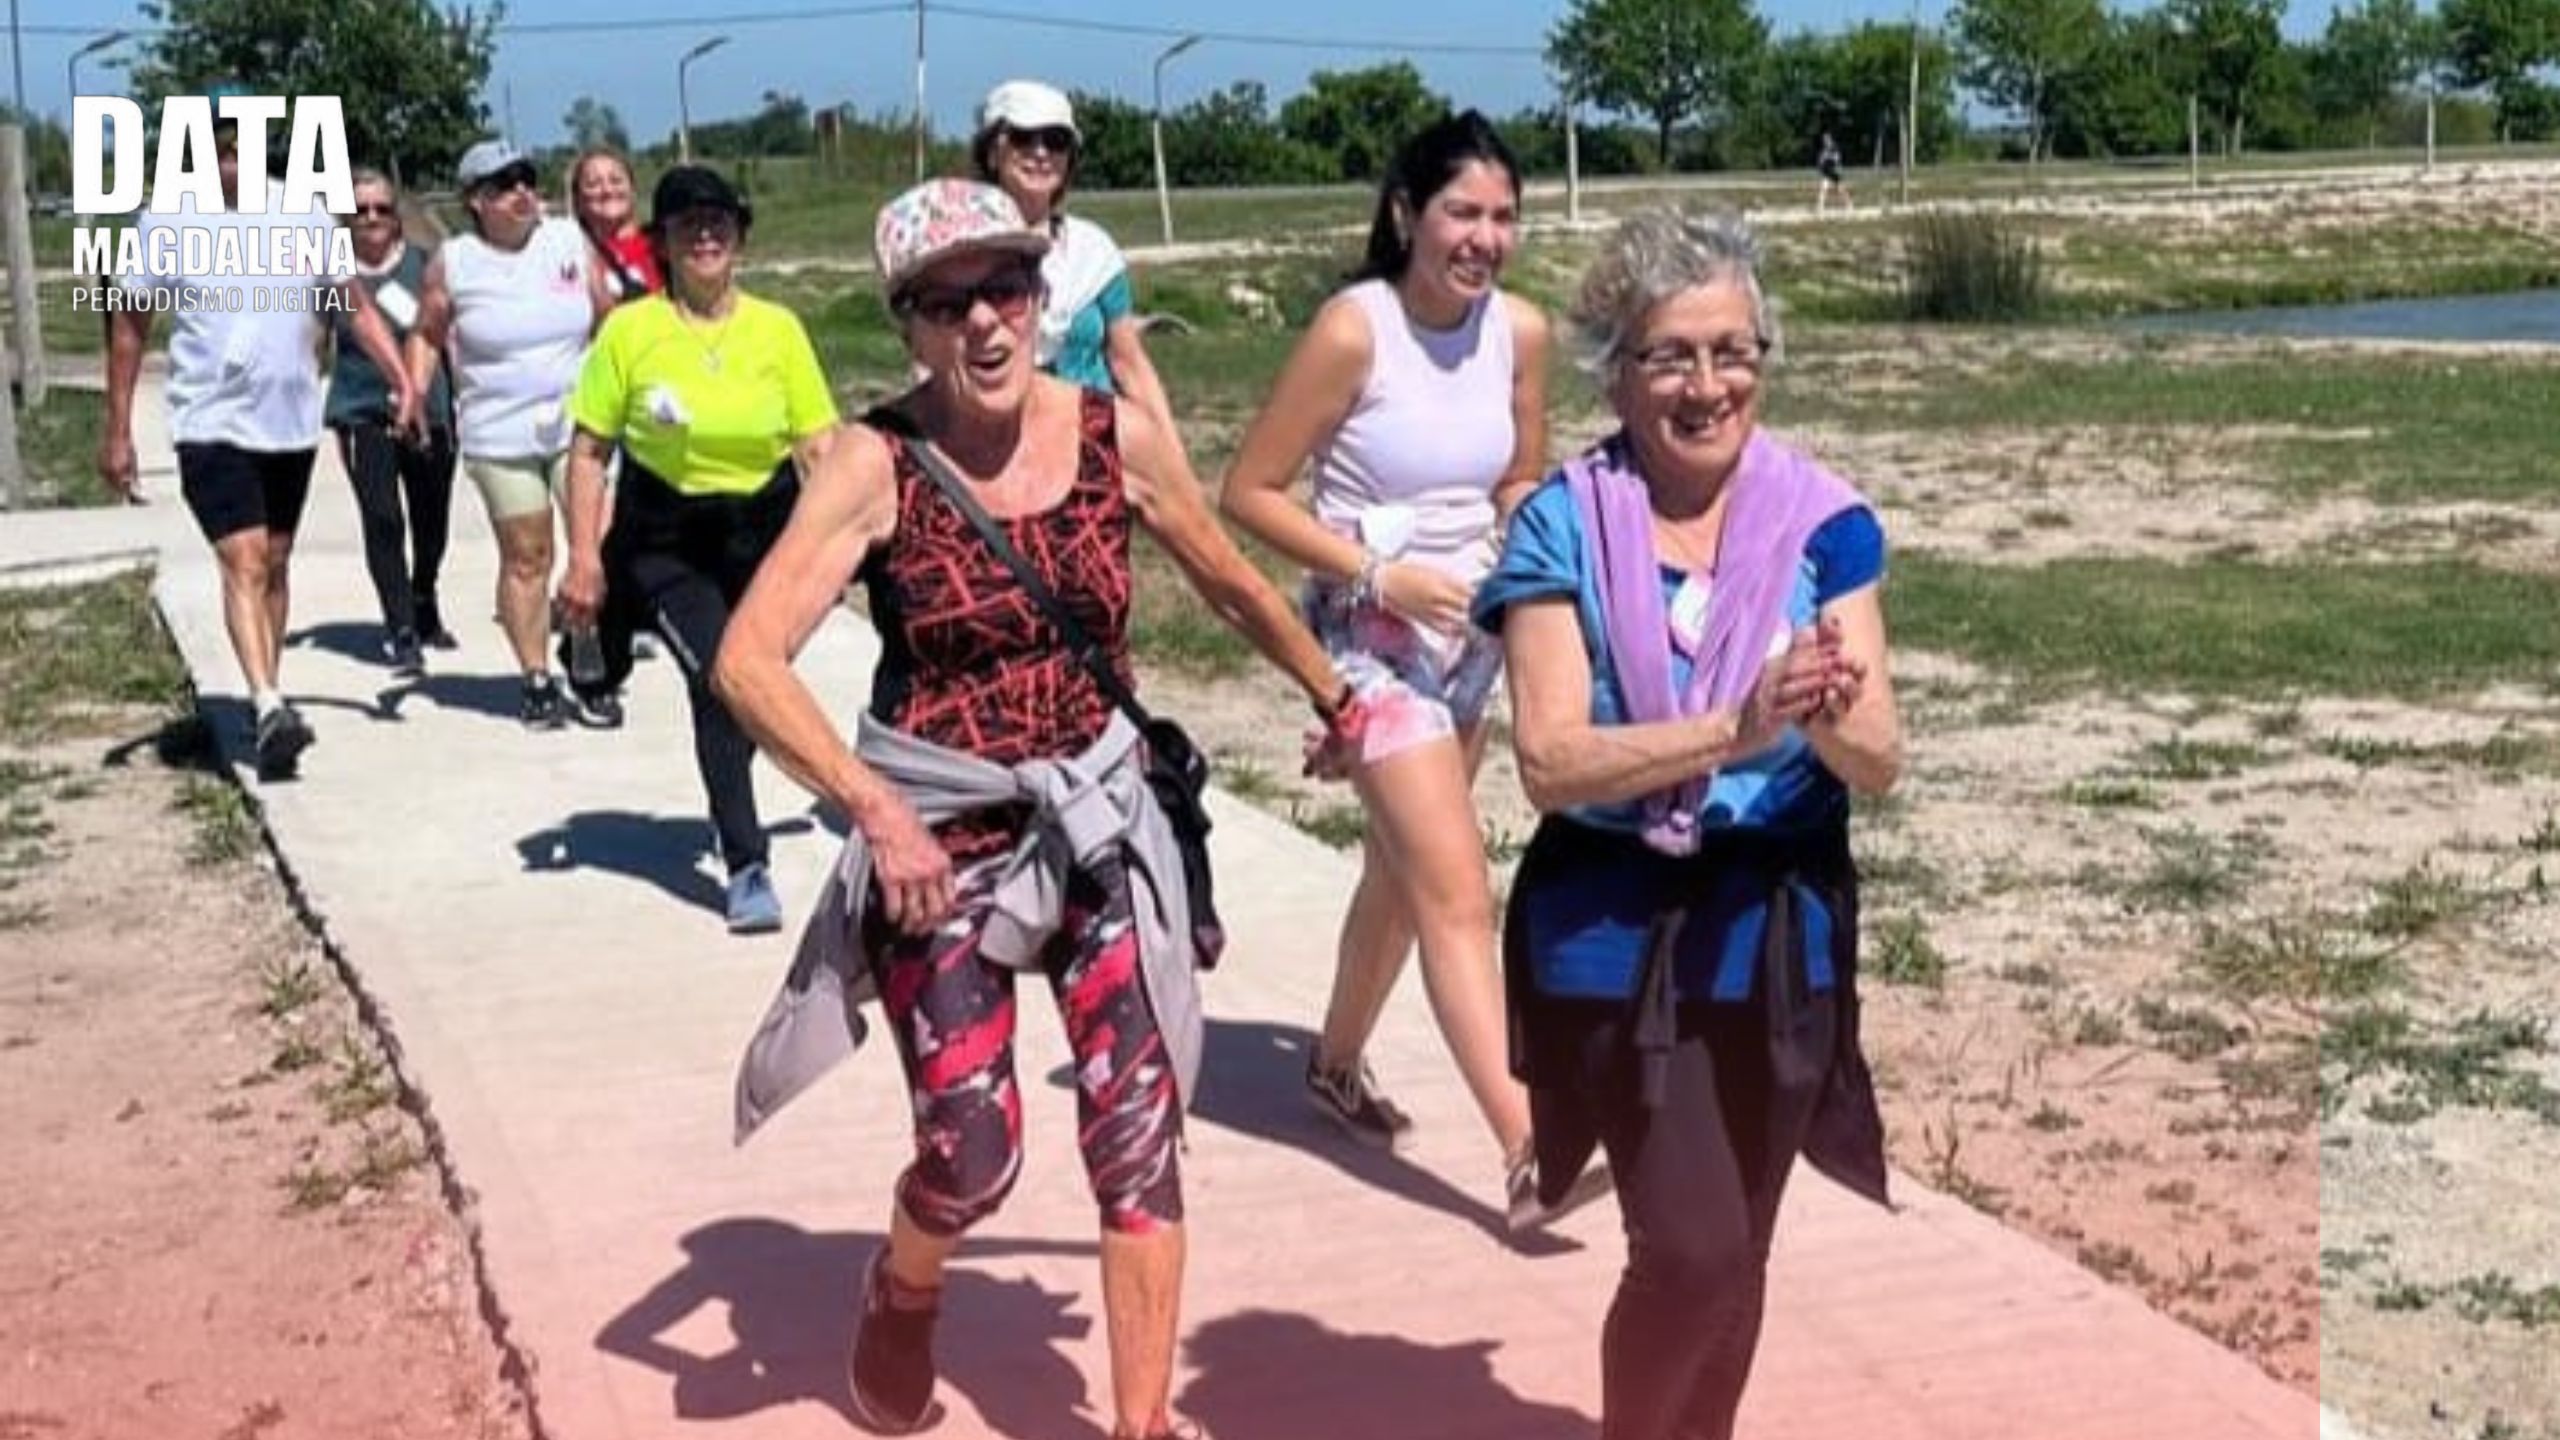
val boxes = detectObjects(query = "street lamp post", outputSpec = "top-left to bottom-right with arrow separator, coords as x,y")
69,30 -> 128,109
1151,34 -> 1201,247
678,35 -> 730,164
1901,0 -> 1919,205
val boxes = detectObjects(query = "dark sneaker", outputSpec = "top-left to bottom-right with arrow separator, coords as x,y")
415,596 -> 458,651
573,688 -> 624,729
1305,1058 -> 1415,1152
725,863 -> 783,934
254,704 -> 314,781
848,1249 -> 939,1435
385,629 -> 425,678
520,675 -> 570,731
1505,1146 -> 1613,1235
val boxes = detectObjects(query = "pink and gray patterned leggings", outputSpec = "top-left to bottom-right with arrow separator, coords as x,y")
865,851 -> 1184,1237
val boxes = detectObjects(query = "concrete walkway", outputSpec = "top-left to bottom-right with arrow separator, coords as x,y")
7,385 -> 2321,1440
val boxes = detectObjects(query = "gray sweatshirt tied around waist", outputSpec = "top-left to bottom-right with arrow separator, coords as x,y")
733,711 -> 1206,1142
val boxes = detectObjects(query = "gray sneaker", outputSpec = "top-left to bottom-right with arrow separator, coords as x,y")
1505,1146 -> 1613,1235
725,863 -> 783,934
1305,1058 -> 1415,1151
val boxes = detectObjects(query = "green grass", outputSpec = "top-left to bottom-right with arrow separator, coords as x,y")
10,388 -> 114,507
0,573 -> 191,739
1773,349 -> 2560,506
2323,1006 -> 2560,1124
1889,553 -> 2560,701
1868,913 -> 1950,987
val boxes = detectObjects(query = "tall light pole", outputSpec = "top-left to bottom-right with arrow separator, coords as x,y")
69,30 -> 127,109
911,0 -> 927,180
1901,0 -> 1919,205
1150,34 -> 1201,246
678,35 -> 729,164
8,0 -> 24,118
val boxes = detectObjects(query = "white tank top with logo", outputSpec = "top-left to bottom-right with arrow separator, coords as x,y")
444,216 -> 592,460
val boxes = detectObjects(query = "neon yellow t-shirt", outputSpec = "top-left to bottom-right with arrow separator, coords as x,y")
569,292 -> 837,497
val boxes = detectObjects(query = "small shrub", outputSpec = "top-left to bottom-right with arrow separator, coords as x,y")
1902,211 -> 2047,323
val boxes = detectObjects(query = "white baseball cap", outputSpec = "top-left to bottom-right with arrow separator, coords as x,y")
976,80 -> 1077,142
455,138 -> 530,189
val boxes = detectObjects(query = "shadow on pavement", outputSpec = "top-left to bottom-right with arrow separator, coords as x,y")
287,619 -> 394,666
1181,1018 -> 1578,1256
515,809 -> 815,917
1179,1308 -> 1595,1440
596,1218 -> 1105,1438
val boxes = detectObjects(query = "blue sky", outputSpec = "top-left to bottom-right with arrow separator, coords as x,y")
33,0 -> 2350,147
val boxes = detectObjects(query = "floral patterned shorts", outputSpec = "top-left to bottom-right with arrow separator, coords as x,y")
1302,578 -> 1504,766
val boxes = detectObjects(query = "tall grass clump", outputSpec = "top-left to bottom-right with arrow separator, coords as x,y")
1902,211 -> 2046,322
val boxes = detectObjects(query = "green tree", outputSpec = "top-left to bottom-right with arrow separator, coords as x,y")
1164,82 -> 1328,186
1065,90 -> 1154,190
2166,0 -> 2286,153
129,0 -> 501,181
2442,0 -> 2560,137
1548,0 -> 1772,167
1278,62 -> 1450,182
562,96 -> 629,152
2312,0 -> 2430,146
2050,10 -> 2193,157
1949,0 -> 2105,161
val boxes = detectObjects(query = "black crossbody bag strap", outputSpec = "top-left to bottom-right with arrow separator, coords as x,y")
890,425 -> 1155,730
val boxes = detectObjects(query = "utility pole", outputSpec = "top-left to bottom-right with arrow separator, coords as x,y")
1150,35 -> 1201,246
912,0 -> 927,180
1902,0 -> 1920,205
1565,92 -> 1582,225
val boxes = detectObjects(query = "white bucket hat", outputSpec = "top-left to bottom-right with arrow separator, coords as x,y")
976,80 -> 1078,143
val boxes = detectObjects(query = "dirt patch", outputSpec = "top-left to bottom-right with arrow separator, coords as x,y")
0,733 -> 531,1440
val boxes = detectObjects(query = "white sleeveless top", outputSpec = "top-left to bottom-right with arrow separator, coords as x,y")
444,217 -> 592,460
1309,279 -> 1516,583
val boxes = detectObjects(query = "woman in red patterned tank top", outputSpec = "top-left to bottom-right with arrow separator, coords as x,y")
715,179 -> 1361,1440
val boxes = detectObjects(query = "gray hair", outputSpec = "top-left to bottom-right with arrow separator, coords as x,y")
1567,208 -> 1782,374
350,165 -> 395,195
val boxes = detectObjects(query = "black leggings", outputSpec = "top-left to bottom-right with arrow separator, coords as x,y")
1538,992 -> 1837,1440
589,463 -> 798,875
332,422 -> 455,635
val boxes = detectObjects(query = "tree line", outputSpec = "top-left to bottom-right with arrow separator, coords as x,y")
38,0 -> 2557,199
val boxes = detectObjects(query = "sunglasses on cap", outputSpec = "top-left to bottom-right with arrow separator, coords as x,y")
893,263 -> 1043,328
471,162 -> 538,197
1002,126 -> 1076,156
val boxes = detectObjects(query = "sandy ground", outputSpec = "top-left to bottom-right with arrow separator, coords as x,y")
0,728 -> 532,1440
1142,316 -> 2560,1434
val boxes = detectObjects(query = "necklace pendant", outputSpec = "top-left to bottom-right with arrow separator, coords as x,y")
703,352 -> 721,374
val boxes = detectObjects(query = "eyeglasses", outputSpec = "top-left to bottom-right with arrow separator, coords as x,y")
352,202 -> 397,219
895,265 -> 1043,328
1622,337 -> 1768,386
472,164 -> 538,198
1003,126 -> 1077,156
667,211 -> 741,243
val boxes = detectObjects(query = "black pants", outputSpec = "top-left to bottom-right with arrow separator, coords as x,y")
332,422 -> 455,635
586,461 -> 799,875
1581,993 -> 1836,1440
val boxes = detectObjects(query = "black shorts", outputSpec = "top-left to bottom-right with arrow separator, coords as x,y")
177,443 -> 317,543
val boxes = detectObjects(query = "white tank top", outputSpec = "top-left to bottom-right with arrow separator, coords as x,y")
444,217 -> 593,460
1309,279 -> 1517,583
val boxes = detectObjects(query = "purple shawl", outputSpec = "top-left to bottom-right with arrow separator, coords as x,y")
1564,428 -> 1865,854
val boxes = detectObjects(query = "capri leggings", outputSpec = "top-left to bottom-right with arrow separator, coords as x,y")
866,849 -> 1183,1237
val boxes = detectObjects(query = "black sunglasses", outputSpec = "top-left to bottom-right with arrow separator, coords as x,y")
472,163 -> 538,197
895,264 -> 1043,328
1004,126 -> 1077,156
352,202 -> 397,219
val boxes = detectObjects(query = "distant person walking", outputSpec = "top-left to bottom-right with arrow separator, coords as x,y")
405,139 -> 614,729
556,165 -> 837,934
1815,130 -> 1851,213
327,167 -> 458,674
972,80 -> 1177,428
570,147 -> 664,304
99,87 -> 417,780
1220,111 -> 1594,1232
1473,208 -> 1902,1440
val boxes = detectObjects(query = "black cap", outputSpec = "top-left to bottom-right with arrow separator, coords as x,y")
649,166 -> 753,233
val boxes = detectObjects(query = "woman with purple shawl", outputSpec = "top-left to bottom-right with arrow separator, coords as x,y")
1470,209 -> 1904,1440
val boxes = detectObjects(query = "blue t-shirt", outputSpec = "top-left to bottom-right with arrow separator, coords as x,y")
1049,270 -> 1132,393
1471,470 -> 1886,999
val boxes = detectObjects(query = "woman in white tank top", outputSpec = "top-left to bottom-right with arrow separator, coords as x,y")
406,140 -> 612,729
1223,113 -> 1594,1232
